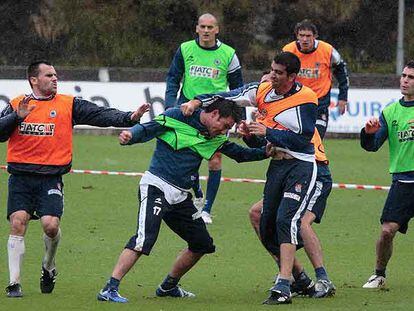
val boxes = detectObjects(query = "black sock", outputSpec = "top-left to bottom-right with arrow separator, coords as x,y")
105,277 -> 120,290
160,274 -> 179,290
375,268 -> 386,278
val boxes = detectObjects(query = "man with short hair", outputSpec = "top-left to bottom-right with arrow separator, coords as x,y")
165,13 -> 244,224
97,98 -> 270,303
0,60 -> 150,298
283,19 -> 349,138
182,52 -> 318,304
360,60 -> 414,289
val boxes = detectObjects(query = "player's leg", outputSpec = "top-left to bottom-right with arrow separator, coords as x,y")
37,175 -> 65,294
39,216 -> 60,294
6,174 -> 36,298
264,160 -> 316,304
363,181 -> 413,288
249,198 -> 314,297
98,184 -> 165,303
302,166 -> 335,297
158,196 -> 215,298
202,152 -> 222,224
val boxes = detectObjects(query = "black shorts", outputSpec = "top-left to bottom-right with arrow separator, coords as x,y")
7,174 -> 64,219
306,164 -> 332,223
125,184 -> 215,255
260,159 -> 317,255
381,181 -> 414,234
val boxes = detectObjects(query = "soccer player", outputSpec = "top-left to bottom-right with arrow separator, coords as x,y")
165,13 -> 244,224
283,19 -> 349,138
97,98 -> 270,303
244,128 -> 335,298
0,60 -> 150,298
360,60 -> 414,288
182,52 -> 318,305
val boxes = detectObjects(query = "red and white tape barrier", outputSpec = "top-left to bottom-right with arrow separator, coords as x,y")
0,165 -> 390,191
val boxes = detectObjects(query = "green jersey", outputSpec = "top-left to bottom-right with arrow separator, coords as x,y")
154,115 -> 227,160
382,100 -> 414,173
180,40 -> 236,100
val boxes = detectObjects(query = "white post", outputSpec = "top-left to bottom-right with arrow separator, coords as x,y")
396,0 -> 405,74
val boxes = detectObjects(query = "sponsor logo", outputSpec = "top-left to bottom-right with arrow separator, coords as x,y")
283,192 -> 301,201
298,67 -> 320,79
154,197 -> 162,205
189,65 -> 220,79
397,128 -> 414,142
19,122 -> 55,136
294,183 -> 302,193
48,189 -> 62,196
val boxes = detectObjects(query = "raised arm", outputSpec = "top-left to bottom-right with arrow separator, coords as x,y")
360,115 -> 388,152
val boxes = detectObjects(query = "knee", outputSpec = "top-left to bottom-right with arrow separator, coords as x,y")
9,216 -> 28,236
249,204 -> 261,228
380,226 -> 397,241
43,222 -> 60,238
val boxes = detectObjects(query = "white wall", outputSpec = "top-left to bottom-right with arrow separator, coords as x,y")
0,80 -> 401,133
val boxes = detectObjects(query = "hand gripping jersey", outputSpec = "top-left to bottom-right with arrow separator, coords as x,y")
283,40 -> 334,99
7,94 -> 74,166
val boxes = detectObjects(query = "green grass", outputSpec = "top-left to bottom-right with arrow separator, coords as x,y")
0,136 -> 412,310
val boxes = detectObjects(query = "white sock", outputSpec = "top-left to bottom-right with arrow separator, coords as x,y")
8,235 -> 25,284
43,228 -> 61,271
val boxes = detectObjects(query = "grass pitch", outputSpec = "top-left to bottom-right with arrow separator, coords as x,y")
0,135 -> 413,310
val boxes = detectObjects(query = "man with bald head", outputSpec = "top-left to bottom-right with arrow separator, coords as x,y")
165,13 -> 243,225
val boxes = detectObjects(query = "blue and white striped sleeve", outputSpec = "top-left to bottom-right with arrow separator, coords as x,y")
195,82 -> 259,108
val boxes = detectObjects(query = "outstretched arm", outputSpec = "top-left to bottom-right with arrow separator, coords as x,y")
72,98 -> 147,127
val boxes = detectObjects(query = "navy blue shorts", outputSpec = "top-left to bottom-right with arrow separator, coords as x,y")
306,163 -> 332,223
260,159 -> 317,256
125,184 -> 215,255
381,181 -> 414,234
7,174 -> 64,219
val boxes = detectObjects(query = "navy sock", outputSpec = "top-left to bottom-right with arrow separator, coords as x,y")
203,170 -> 221,214
315,267 -> 329,280
106,277 -> 120,290
191,174 -> 203,198
375,268 -> 386,278
275,278 -> 290,295
160,274 -> 179,290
